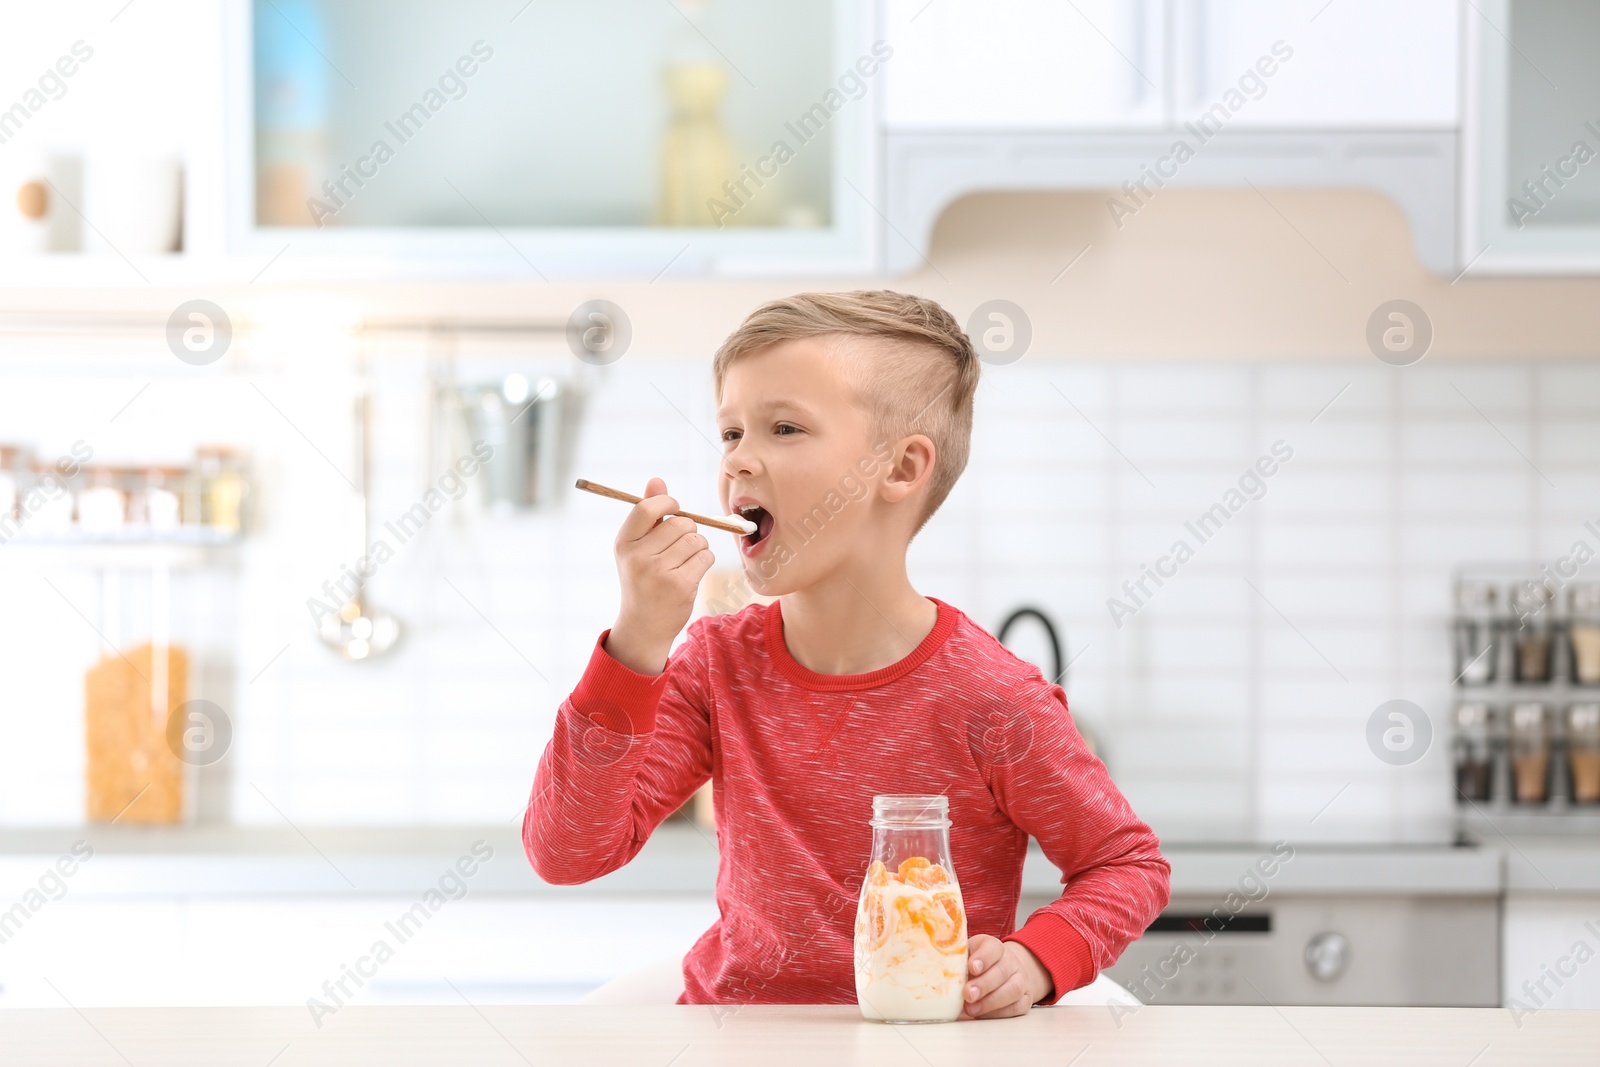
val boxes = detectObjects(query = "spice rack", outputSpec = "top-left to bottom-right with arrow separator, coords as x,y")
1,444 -> 249,548
1,442 -> 251,827
1450,566 -> 1600,838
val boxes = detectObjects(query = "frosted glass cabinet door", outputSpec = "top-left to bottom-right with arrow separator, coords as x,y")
883,0 -> 1166,129
1172,0 -> 1459,129
1464,0 -> 1600,271
227,0 -> 877,276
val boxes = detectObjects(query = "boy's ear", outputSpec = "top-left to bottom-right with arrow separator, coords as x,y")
881,433 -> 936,505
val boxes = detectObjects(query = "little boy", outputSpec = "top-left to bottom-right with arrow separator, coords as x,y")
525,290 -> 1169,1018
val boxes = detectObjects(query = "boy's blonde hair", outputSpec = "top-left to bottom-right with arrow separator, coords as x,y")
711,289 -> 980,532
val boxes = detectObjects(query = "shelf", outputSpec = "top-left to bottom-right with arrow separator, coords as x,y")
1454,685 -> 1600,702
1457,805 -> 1600,840
0,528 -> 244,570
3,527 -> 242,547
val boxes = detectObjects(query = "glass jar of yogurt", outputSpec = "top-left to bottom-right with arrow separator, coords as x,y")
854,794 -> 968,1023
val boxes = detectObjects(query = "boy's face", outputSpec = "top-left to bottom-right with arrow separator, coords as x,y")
716,337 -> 894,594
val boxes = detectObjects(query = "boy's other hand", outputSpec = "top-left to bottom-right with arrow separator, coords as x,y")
606,477 -> 716,675
960,934 -> 1053,1020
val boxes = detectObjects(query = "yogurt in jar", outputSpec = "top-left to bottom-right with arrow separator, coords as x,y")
854,856 -> 968,1022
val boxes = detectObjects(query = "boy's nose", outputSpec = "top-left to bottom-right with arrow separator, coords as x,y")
721,438 -> 759,478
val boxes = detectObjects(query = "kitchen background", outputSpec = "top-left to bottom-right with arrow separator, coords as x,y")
3,0 -> 1600,1014
10,345 -> 1600,842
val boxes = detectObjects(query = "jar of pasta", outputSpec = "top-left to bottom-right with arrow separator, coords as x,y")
854,794 -> 968,1023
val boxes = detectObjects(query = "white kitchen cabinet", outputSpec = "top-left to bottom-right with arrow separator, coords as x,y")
0,896 -> 718,1008
1463,0 -> 1600,272
883,0 -> 1166,129
878,0 -> 1461,276
884,0 -> 1457,133
1502,895 -> 1600,1010
221,0 -> 882,278
1173,0 -> 1459,129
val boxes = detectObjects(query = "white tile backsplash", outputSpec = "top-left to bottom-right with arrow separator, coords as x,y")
1400,366 -> 1534,414
1538,364 -> 1600,411
6,352 -> 1600,845
1114,366 -> 1254,413
1402,418 -> 1538,464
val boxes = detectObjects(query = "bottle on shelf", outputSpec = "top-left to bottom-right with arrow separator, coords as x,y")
126,467 -> 184,533
1510,583 -> 1555,684
655,0 -> 735,228
76,467 -> 126,535
1453,580 -> 1500,685
1508,703 -> 1552,805
195,446 -> 247,534
27,457 -> 76,533
1568,584 -> 1600,687
1568,704 -> 1600,805
1452,702 -> 1494,803
0,444 -> 25,534
253,0 -> 331,226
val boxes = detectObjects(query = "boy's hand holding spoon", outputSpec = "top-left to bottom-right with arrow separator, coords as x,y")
588,477 -> 751,676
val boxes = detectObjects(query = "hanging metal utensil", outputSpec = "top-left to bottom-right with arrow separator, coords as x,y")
319,389 -> 400,661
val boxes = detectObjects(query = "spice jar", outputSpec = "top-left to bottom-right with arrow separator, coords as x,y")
195,446 -> 246,534
1568,705 -> 1600,805
1453,580 -> 1500,685
855,795 -> 968,1023
0,444 -> 26,529
76,467 -> 126,534
28,459 -> 76,533
1569,585 -> 1600,687
127,468 -> 183,533
1510,583 -> 1554,683
1452,703 -> 1494,803
1509,703 -> 1551,805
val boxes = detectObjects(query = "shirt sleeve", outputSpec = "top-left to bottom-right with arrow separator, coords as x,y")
522,621 -> 713,885
981,672 -> 1171,1005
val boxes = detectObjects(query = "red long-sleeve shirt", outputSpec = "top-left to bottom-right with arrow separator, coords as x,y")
524,597 -> 1170,1005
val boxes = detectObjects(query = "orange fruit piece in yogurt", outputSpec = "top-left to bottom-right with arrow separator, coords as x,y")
862,891 -> 887,948
896,856 -> 930,881
866,860 -> 890,887
932,893 -> 965,953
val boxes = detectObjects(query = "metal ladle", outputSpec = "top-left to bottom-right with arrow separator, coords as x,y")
319,390 -> 400,661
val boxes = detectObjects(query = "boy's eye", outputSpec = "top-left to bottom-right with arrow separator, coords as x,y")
720,428 -> 741,443
775,423 -> 801,435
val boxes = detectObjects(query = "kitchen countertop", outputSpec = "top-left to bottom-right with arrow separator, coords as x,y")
5,823 -> 1596,897
1495,836 -> 1600,893
0,824 -> 719,898
1123,843 -> 1502,897
3,1004 -> 1595,1066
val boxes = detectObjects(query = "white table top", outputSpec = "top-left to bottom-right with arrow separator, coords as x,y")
3,1004 -> 1596,1066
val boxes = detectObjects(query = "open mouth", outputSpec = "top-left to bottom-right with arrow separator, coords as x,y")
738,504 -> 775,549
